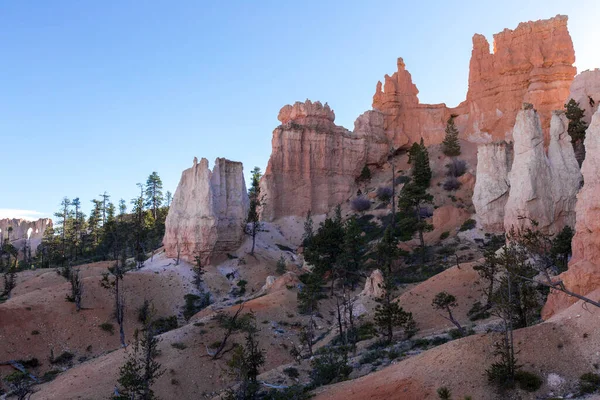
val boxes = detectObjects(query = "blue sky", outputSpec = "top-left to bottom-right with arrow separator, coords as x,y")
2,0 -> 599,220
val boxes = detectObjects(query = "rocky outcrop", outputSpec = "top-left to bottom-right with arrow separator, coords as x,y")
0,218 -> 51,242
360,269 -> 385,298
373,15 -> 575,148
163,157 -> 249,264
472,142 -> 513,232
474,105 -> 581,234
544,108 -> 600,317
569,69 -> 600,126
503,104 -> 555,232
260,101 -> 389,221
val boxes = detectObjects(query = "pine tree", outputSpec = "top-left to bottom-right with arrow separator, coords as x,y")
226,318 -> 265,400
165,191 -> 173,207
442,115 -> 461,156
565,99 -> 588,166
54,197 -> 71,262
113,306 -> 164,400
407,139 -> 432,188
145,172 -> 164,220
374,274 -> 415,343
246,167 -> 263,255
432,291 -> 464,335
397,180 -> 433,251
376,227 -> 402,275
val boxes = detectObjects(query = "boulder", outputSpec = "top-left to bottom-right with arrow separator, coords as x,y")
163,157 -> 249,264
569,69 -> 600,126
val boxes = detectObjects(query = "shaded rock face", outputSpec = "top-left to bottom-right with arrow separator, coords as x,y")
472,142 -> 513,232
373,15 -> 575,148
544,108 -> 600,317
163,157 -> 249,264
260,101 -> 389,221
569,69 -> 600,126
473,106 -> 581,234
0,218 -> 51,242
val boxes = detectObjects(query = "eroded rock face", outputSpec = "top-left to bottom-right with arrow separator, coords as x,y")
569,69 -> 600,126
474,106 -> 582,234
504,104 -> 555,232
163,157 -> 249,264
373,15 -> 575,148
260,101 -> 389,221
360,269 -> 385,298
544,108 -> 600,317
472,142 -> 513,232
0,218 -> 51,242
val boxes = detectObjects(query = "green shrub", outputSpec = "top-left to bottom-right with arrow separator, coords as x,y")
579,372 -> 600,394
283,367 -> 299,379
459,219 -> 476,232
310,347 -> 352,387
515,370 -> 543,392
50,351 -> 74,365
151,316 -> 178,334
468,301 -> 491,321
440,231 -> 450,240
31,330 -> 40,335
99,322 -> 115,335
359,349 -> 387,365
171,342 -> 187,350
41,369 -> 62,382
437,386 -> 452,400
183,292 -> 211,320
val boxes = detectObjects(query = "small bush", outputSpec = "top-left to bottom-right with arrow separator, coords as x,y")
283,367 -> 300,379
31,330 -> 40,336
276,255 -> 287,275
41,369 -> 61,382
351,196 -> 371,212
310,347 -> 352,387
459,219 -> 476,232
395,175 -> 410,185
358,165 -> 371,182
50,351 -> 74,365
183,292 -> 211,320
16,358 -> 40,369
440,231 -> 450,240
359,349 -> 387,365
99,322 -> 115,335
376,187 -> 393,202
171,342 -> 187,350
443,177 -> 461,191
437,386 -> 452,400
151,316 -> 178,334
137,299 -> 150,323
446,159 -> 467,177
468,301 -> 491,321
579,372 -> 600,394
515,370 -> 543,392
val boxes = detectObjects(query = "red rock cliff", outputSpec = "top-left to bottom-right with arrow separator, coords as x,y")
261,100 -> 389,221
373,15 -> 576,148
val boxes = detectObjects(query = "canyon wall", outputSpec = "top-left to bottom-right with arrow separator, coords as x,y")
474,105 -> 581,234
373,15 -> 575,148
163,157 -> 249,264
544,108 -> 600,316
0,218 -> 51,242
260,101 -> 389,221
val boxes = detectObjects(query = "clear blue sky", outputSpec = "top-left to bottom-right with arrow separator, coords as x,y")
2,0 -> 599,220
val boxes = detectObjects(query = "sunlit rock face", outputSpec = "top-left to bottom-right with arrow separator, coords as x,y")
544,108 -> 600,317
260,100 -> 389,221
0,218 -> 51,242
372,15 -> 575,148
163,157 -> 249,264
569,69 -> 600,126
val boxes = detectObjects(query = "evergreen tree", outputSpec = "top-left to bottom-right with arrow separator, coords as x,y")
442,115 -> 461,156
376,227 -> 402,275
565,99 -> 588,166
165,191 -> 173,207
132,184 -> 147,269
338,216 -> 366,289
407,139 -> 431,189
99,191 -> 111,227
302,210 -> 314,247
432,291 -> 464,335
226,318 -> 265,400
54,197 -> 71,261
551,225 -> 574,273
397,180 -> 433,250
246,167 -> 263,255
145,172 -> 164,220
374,274 -> 415,343
114,307 -> 164,400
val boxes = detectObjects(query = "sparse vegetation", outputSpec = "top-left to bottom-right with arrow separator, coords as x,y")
579,372 -> 600,394
459,219 -> 476,231
443,177 -> 461,191
350,196 -> 371,212
100,322 -> 115,335
376,187 -> 393,202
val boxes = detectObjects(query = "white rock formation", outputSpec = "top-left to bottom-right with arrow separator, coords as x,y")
472,142 -> 513,232
474,105 -> 582,234
504,104 -> 555,232
360,269 -> 385,298
163,157 -> 249,264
